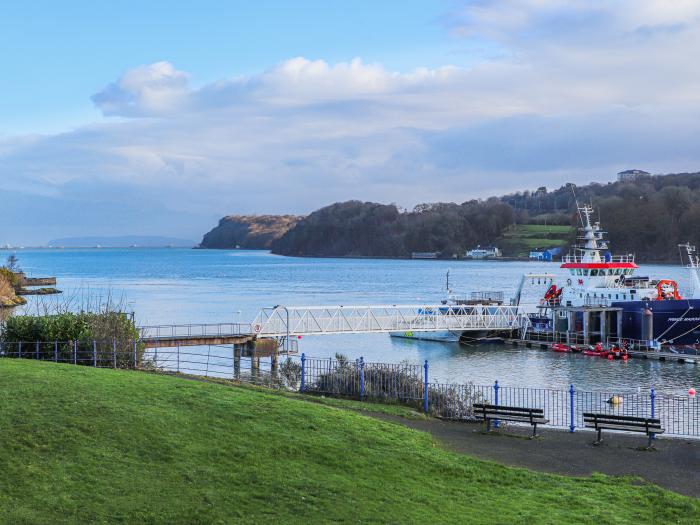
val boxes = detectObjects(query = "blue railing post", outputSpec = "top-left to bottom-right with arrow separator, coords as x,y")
359,357 -> 365,401
650,387 -> 656,441
300,353 -> 306,392
569,384 -> 576,433
494,380 -> 500,428
423,360 -> 429,414
93,340 -> 97,367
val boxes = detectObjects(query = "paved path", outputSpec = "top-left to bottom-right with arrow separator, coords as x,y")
372,415 -> 700,497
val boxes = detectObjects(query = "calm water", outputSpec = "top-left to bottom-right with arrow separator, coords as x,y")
7,248 -> 700,395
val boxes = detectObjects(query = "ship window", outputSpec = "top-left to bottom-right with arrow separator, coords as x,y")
600,269 -> 606,276
615,294 -> 619,299
570,269 -> 575,276
576,269 -> 583,276
591,270 -> 599,276
580,294 -> 583,298
608,294 -> 611,299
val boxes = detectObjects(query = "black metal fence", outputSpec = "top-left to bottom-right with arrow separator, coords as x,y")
1,341 -> 698,438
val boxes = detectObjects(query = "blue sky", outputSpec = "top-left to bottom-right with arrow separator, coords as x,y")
2,1 -> 700,244
1,1 -> 459,134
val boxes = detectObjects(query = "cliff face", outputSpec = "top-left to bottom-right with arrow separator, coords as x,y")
199,215 -> 302,249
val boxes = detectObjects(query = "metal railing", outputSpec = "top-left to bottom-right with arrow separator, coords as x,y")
139,323 -> 252,340
2,341 -> 698,438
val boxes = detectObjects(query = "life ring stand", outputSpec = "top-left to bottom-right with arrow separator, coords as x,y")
253,323 -> 262,333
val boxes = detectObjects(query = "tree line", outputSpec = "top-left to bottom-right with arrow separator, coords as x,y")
271,172 -> 700,261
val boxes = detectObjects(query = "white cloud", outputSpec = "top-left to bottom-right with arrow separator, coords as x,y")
3,1 -> 700,243
91,61 -> 190,116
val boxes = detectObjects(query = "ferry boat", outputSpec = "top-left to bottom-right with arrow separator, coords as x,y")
535,205 -> 700,347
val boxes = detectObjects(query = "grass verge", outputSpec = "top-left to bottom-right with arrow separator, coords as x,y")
1,360 -> 697,524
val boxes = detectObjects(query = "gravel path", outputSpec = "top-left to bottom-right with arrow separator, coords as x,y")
371,414 -> 700,497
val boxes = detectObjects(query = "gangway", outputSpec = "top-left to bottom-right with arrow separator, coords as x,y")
251,304 -> 527,337
138,304 -> 530,347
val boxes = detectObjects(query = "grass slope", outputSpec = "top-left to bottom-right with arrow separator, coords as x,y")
498,224 -> 574,257
1,360 -> 697,524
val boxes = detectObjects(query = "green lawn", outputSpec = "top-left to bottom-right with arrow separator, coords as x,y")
498,224 -> 574,256
1,360 -> 698,524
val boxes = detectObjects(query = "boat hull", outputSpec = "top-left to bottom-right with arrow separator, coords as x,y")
389,330 -> 460,343
615,299 -> 700,346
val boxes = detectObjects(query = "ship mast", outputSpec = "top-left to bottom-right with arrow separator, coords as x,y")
679,243 -> 700,299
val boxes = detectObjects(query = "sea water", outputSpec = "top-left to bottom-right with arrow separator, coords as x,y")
7,248 -> 700,395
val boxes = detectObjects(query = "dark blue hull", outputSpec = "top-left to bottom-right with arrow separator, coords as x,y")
614,299 -> 700,346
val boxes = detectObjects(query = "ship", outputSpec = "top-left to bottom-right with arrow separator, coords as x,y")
535,205 -> 700,348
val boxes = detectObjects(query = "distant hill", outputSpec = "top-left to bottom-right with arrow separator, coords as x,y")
199,215 -> 302,249
268,171 -> 700,261
48,236 -> 197,248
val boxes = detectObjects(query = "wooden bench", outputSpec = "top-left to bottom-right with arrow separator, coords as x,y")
473,403 -> 549,438
583,413 -> 664,448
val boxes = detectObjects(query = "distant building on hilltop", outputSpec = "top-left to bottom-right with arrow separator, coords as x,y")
617,169 -> 650,182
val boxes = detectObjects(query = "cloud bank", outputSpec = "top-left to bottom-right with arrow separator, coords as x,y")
3,1 -> 700,243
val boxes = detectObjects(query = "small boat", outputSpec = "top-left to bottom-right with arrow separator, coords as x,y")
583,345 -> 609,357
569,344 -> 584,353
551,343 -> 571,353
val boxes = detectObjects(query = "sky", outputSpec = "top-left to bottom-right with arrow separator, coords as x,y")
2,0 -> 700,244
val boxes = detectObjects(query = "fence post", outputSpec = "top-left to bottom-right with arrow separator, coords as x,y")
54,341 -> 58,362
300,353 -> 306,392
494,380 -> 500,428
423,360 -> 429,414
569,384 -> 575,433
112,338 -> 117,368
35,341 -> 40,360
73,340 -> 77,365
133,340 -> 138,369
177,345 -> 180,373
650,387 -> 656,441
18,341 -> 22,358
359,357 -> 365,401
93,340 -> 97,367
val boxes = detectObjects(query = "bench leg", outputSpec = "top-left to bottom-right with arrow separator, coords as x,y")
647,433 -> 656,450
593,428 -> 602,445
530,422 -> 538,439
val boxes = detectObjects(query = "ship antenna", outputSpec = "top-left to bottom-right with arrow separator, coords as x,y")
569,183 -> 584,225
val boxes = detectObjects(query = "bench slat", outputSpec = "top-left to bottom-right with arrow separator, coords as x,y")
583,413 -> 661,424
584,422 -> 663,433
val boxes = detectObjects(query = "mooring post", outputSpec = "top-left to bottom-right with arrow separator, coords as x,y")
234,344 -> 241,379
650,387 -> 656,441
494,380 -> 500,429
423,360 -> 429,414
359,357 -> 365,401
569,384 -> 576,433
93,340 -> 97,367
300,353 -> 306,392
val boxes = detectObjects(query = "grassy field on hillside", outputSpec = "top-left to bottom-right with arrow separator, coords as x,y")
498,224 -> 574,256
1,360 -> 698,524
